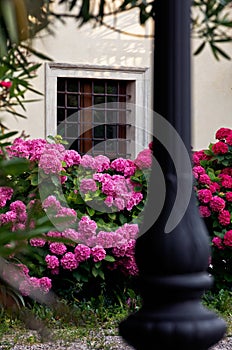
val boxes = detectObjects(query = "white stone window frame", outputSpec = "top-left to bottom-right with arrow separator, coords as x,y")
45,63 -> 151,156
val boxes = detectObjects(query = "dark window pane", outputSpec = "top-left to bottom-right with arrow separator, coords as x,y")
94,96 -> 105,105
118,125 -> 126,138
57,108 -> 65,124
67,94 -> 78,107
107,82 -> 118,94
57,93 -> 65,106
107,125 -> 117,139
67,108 -> 78,118
94,81 -> 105,93
67,78 -> 78,92
94,125 -> 105,138
57,78 -> 65,91
107,96 -> 117,103
119,84 -> 127,95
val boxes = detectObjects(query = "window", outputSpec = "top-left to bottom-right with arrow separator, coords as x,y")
56,78 -> 133,158
45,63 -> 150,158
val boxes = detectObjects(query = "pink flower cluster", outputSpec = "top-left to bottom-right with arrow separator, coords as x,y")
0,199 -> 27,231
134,149 -> 152,169
0,186 -> 13,208
194,127 -> 232,257
93,173 -> 143,211
42,195 -> 77,229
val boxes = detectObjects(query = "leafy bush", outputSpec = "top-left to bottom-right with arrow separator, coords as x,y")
193,127 -> 232,291
0,135 -> 151,303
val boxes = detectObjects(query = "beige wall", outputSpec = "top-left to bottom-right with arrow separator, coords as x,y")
192,41 -> 232,151
4,4 -> 232,152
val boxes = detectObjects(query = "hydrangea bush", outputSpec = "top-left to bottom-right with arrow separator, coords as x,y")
0,136 -> 151,301
193,127 -> 232,291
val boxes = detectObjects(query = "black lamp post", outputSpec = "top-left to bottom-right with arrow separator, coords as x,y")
119,1 -> 227,349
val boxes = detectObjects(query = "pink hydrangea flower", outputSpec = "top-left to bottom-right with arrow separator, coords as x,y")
7,138 -> 30,159
39,144 -> 65,174
192,150 -> 209,166
210,196 -> 226,212
218,210 -> 231,226
94,155 -> 110,172
39,277 -> 52,293
45,255 -> 59,269
30,238 -> 46,247
212,141 -> 228,155
0,187 -> 14,208
28,139 -> 47,161
91,245 -> 106,262
78,216 -> 97,238
95,231 -> 115,248
10,200 -> 26,213
61,252 -> 78,270
0,211 -> 17,224
111,158 -> 129,173
62,228 -> 80,243
224,230 -> 232,247
49,242 -> 67,255
80,154 -> 96,169
134,149 -> 152,169
192,166 -> 205,179
47,231 -> 62,241
63,150 -> 81,167
80,179 -> 97,193
199,206 -> 211,218
19,279 -> 31,296
42,196 -> 61,211
104,195 -> 114,207
74,244 -> 91,262
121,256 -> 139,276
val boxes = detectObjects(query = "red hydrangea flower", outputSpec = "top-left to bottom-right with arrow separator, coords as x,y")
215,127 -> 232,140
212,141 -> 228,154
212,237 -> 224,250
210,196 -> 226,212
199,206 -> 211,217
226,133 -> 232,146
224,230 -> 232,247
226,192 -> 232,202
198,189 -> 213,203
218,210 -> 231,226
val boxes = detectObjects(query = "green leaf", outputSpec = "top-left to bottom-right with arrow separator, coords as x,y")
104,255 -> 115,262
20,44 -> 53,62
51,175 -> 60,186
194,41 -> 206,56
92,266 -> 98,278
119,214 -> 127,225
0,158 -> 30,175
86,207 -> 95,217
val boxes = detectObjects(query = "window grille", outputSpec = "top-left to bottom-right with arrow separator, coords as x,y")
57,78 -> 133,158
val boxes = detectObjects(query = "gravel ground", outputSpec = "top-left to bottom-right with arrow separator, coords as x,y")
0,331 -> 231,350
